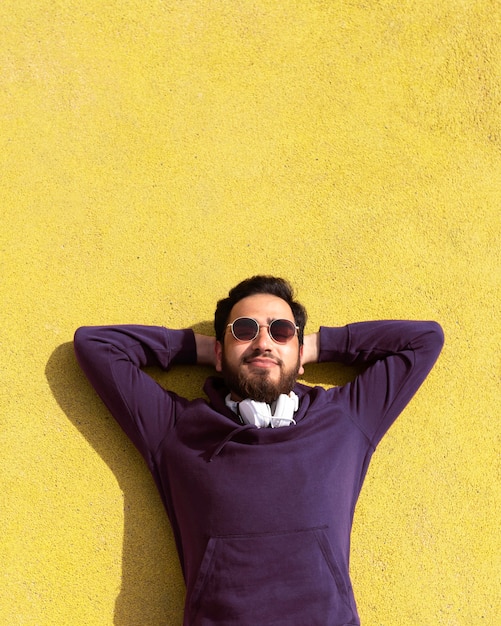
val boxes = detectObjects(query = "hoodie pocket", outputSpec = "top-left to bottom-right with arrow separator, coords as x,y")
188,527 -> 356,626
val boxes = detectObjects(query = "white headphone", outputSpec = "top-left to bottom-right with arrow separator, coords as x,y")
226,392 -> 299,428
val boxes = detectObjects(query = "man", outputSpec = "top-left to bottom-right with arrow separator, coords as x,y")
74,275 -> 444,625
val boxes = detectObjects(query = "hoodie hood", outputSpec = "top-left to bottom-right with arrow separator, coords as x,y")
200,376 -> 314,460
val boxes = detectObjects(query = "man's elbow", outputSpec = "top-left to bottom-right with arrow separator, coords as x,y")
425,321 -> 445,357
73,326 -> 101,362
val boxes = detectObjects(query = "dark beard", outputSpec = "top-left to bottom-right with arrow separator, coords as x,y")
221,351 -> 301,404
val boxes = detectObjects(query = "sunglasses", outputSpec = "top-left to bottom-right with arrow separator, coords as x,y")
227,317 -> 299,344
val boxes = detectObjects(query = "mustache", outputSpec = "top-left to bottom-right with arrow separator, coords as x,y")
242,350 -> 283,366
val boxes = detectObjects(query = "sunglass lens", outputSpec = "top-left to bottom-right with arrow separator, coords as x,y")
232,317 -> 259,341
270,319 -> 296,343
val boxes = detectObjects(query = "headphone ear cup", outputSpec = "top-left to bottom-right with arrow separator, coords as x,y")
274,394 -> 298,419
238,400 -> 253,424
273,395 -> 288,419
270,393 -> 299,428
239,400 -> 271,428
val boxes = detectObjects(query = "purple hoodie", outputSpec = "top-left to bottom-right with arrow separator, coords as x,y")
74,320 -> 443,625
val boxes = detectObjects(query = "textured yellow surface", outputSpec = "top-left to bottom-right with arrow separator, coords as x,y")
1,1 -> 500,624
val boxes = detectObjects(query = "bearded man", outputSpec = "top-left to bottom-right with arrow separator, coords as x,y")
74,275 -> 443,626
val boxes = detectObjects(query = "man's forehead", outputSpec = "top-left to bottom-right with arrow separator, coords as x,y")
229,294 -> 294,321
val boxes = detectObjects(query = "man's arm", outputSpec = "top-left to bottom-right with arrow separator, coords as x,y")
303,321 -> 444,446
74,325 -> 198,459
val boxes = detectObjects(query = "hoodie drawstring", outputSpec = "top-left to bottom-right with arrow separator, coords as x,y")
208,423 -> 256,462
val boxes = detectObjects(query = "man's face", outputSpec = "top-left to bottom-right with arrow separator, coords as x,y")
215,293 -> 304,403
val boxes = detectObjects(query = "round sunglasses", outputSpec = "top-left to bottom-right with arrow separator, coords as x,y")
227,317 -> 299,344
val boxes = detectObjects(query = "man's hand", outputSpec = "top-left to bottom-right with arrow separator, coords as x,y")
195,332 -> 319,370
195,334 -> 217,367
301,333 -> 320,367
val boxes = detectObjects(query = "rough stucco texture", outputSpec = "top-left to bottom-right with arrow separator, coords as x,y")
1,1 -> 500,624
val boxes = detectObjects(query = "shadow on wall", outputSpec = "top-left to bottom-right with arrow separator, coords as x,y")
45,342 -> 186,626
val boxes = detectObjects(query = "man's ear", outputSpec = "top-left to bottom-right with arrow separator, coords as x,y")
215,340 -> 223,372
298,344 -> 304,376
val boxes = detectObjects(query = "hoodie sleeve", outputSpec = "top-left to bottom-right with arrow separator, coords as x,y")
74,325 -> 197,460
318,321 -> 444,447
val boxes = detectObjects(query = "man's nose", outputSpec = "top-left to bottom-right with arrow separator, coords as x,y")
252,325 -> 273,349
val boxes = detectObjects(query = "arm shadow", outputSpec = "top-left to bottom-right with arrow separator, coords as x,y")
45,342 -> 187,625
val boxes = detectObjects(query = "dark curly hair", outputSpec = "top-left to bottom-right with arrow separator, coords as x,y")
214,276 -> 307,345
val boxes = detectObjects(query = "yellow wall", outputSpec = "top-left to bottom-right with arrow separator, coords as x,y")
1,1 -> 499,624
